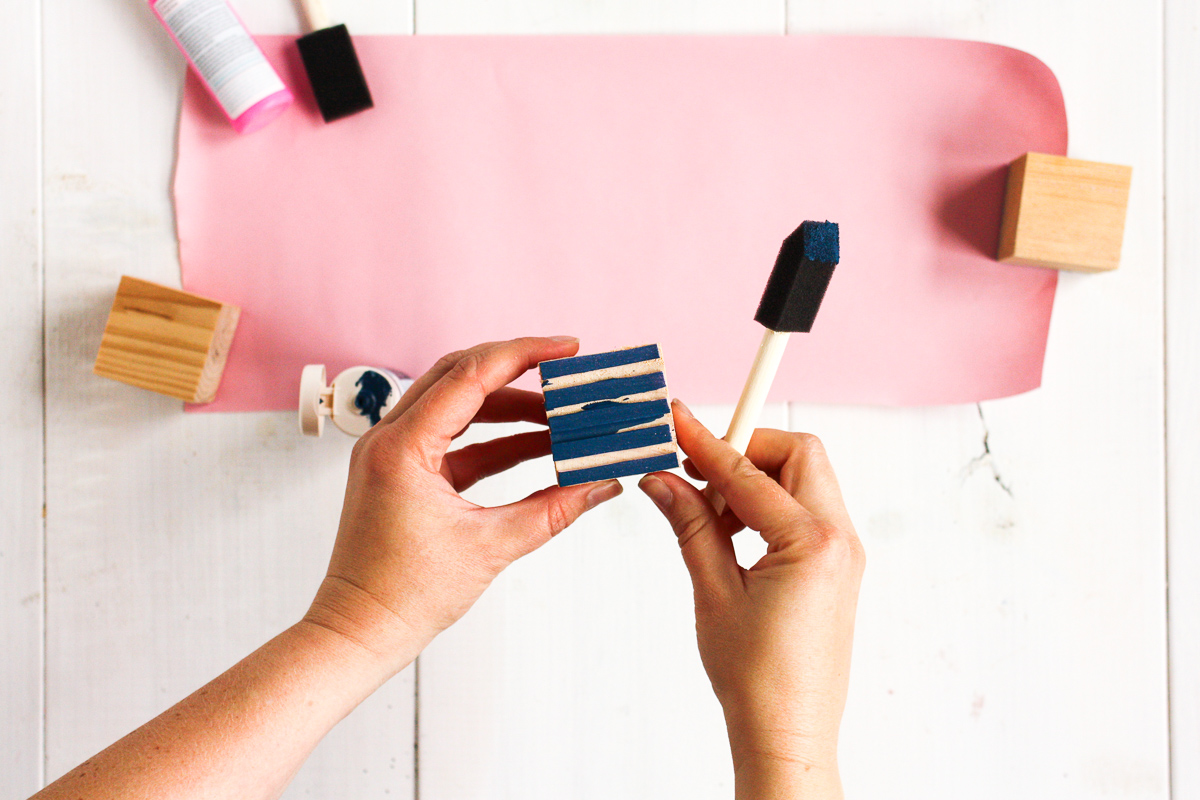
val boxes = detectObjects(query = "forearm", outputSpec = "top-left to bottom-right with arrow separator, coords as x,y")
33,620 -> 408,800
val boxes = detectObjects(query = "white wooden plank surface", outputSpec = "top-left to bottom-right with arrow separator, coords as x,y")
233,0 -> 413,36
793,397 -> 1168,797
0,0 -> 45,794
39,1 -> 414,796
416,0 -> 783,34
1165,0 -> 1200,796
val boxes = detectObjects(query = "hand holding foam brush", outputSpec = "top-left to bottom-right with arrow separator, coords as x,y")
707,220 -> 840,515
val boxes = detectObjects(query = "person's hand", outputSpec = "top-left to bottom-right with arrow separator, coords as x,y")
638,400 -> 864,799
304,337 -> 623,676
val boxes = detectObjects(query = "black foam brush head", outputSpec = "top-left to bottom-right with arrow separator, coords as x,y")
297,24 -> 373,122
754,220 -> 840,333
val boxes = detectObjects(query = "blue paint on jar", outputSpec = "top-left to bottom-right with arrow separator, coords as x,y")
354,370 -> 393,425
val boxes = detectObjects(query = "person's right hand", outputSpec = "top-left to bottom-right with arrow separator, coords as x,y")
638,400 -> 864,800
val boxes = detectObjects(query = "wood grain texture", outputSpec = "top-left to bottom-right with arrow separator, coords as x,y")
40,0 -> 413,795
790,1 -> 1167,796
997,153 -> 1132,272
0,0 -> 45,793
1165,0 -> 1200,796
94,276 -> 240,403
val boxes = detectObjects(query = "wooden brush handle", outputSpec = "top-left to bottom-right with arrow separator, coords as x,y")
299,0 -> 331,32
707,328 -> 791,515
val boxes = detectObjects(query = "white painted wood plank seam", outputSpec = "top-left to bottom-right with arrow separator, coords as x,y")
1165,0 -> 1199,795
0,0 -> 47,788
38,0 -> 47,786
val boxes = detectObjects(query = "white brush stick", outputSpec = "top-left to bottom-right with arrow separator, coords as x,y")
707,328 -> 790,516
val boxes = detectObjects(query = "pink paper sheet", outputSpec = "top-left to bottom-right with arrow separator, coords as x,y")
175,35 -> 1066,410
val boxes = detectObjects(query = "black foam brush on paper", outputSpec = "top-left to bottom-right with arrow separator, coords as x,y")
296,0 -> 373,122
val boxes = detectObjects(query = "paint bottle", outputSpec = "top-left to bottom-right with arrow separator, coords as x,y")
150,0 -> 293,134
299,365 -> 413,437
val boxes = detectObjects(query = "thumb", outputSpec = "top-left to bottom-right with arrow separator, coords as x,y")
639,473 -> 740,598
496,479 -> 623,559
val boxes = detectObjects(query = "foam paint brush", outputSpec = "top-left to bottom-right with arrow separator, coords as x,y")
296,0 -> 373,122
709,220 -> 840,514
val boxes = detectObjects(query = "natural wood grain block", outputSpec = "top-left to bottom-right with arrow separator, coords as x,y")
94,276 -> 240,403
998,152 -> 1133,272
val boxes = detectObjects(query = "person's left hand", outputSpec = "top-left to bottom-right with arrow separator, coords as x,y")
303,337 -> 622,675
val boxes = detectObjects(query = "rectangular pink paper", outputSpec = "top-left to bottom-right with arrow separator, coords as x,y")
175,35 -> 1067,410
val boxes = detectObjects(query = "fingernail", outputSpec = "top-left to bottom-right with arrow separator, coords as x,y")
549,335 -> 579,343
672,398 -> 694,419
638,475 -> 673,510
586,480 -> 622,509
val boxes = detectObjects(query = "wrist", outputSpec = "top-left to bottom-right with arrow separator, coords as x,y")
724,709 -> 842,800
303,576 -> 433,679
729,747 -> 843,800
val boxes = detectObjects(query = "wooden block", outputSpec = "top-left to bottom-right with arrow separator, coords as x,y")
540,344 -> 679,487
997,152 -> 1132,272
93,276 -> 240,403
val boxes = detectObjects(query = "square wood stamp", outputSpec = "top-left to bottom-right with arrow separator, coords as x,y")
540,344 -> 679,487
998,152 -> 1133,272
93,276 -> 240,403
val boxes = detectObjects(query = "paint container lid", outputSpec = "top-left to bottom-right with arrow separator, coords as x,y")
299,364 -> 411,437
299,364 -> 330,436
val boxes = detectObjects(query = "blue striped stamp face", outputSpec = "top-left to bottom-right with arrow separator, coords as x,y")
539,344 -> 680,487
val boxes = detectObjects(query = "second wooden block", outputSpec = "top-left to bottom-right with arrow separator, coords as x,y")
997,152 -> 1132,272
94,276 -> 240,403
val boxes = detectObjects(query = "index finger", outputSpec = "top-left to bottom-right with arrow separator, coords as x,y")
403,337 -> 580,456
671,400 -> 817,543
741,428 -> 855,533
379,340 -> 502,426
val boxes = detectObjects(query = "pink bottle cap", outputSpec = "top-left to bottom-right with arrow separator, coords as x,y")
232,88 -> 294,134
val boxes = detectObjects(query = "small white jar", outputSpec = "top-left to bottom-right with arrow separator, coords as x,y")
299,364 -> 413,437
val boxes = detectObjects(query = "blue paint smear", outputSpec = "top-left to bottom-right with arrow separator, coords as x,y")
543,372 -> 665,410
557,453 -> 680,486
547,399 -> 671,442
354,370 -> 393,425
550,424 -> 673,461
538,344 -> 660,380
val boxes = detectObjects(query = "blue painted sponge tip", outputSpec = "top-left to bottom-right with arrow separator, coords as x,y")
754,220 -> 840,334
800,220 -> 840,264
